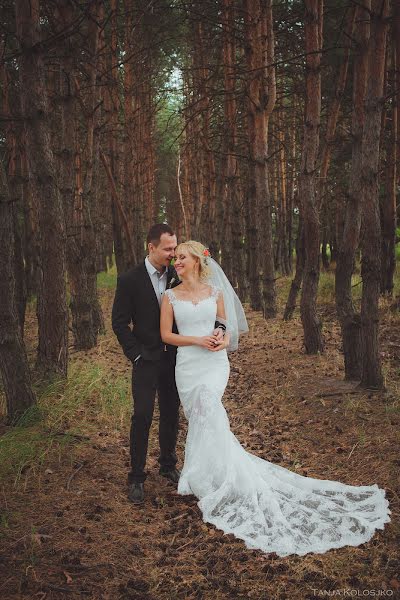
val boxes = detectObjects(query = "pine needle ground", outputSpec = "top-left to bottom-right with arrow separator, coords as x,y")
0,272 -> 399,600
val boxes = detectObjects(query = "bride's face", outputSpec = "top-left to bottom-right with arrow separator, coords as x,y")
174,249 -> 198,278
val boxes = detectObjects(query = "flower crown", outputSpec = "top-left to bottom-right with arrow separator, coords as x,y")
203,248 -> 211,265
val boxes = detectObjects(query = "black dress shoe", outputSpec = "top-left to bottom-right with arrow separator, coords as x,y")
128,482 -> 144,504
159,468 -> 181,485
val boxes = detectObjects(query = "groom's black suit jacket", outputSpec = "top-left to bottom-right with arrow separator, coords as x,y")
112,262 -> 180,364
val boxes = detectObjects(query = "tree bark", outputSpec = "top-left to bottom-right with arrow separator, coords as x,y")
68,2 -> 104,349
359,0 -> 389,389
16,0 -> 68,377
220,0 -> 239,283
318,6 -> 355,209
335,2 -> 370,380
0,62 -> 27,332
299,0 -> 324,353
284,209 -> 305,321
244,0 -> 276,316
0,161 -> 36,423
380,12 -> 397,295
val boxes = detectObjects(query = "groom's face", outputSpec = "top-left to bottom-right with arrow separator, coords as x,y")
149,233 -> 177,271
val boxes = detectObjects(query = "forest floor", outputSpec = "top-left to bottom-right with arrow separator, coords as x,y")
1,275 -> 399,600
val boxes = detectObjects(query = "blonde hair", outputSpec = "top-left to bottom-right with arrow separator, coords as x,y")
175,240 -> 212,281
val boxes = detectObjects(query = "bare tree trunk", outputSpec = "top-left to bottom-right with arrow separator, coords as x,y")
380,17 -> 397,295
63,2 -> 104,349
359,0 -> 389,389
286,104 -> 297,274
396,1 -> 400,197
0,161 -> 36,423
177,152 -> 190,239
0,62 -> 27,331
299,0 -> 324,353
21,146 -> 39,299
335,2 -> 370,380
16,0 -> 68,377
100,150 -> 137,264
318,6 -> 355,209
220,0 -> 239,282
278,113 -> 290,275
123,0 -> 138,269
244,0 -> 276,316
284,209 -> 305,320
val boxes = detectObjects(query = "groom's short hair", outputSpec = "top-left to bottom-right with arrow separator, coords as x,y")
147,223 -> 175,247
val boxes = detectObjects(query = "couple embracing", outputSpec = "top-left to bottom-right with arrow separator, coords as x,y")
112,223 -> 390,557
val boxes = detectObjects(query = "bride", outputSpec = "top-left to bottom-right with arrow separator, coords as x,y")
160,240 -> 390,557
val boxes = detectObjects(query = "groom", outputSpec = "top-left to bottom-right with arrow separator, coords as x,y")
112,223 -> 223,504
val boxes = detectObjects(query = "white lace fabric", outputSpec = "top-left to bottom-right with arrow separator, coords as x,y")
165,287 -> 391,556
166,284 -> 220,307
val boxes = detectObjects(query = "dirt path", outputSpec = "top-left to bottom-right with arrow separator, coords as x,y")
1,289 -> 399,599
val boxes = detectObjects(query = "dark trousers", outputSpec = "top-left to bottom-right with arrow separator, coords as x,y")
129,353 -> 180,484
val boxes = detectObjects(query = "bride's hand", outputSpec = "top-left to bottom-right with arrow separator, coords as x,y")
210,339 -> 227,351
196,335 -> 220,350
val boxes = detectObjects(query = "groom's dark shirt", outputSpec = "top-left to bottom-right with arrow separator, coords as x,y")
112,262 -> 179,363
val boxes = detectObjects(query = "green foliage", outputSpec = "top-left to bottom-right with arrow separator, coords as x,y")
0,364 -> 129,481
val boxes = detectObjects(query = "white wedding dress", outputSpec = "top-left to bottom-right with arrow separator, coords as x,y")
165,286 -> 391,557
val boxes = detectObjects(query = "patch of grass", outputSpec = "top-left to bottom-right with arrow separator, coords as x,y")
384,394 -> 400,415
276,276 -> 293,308
97,264 -> 117,289
318,271 -> 335,304
0,363 -> 129,482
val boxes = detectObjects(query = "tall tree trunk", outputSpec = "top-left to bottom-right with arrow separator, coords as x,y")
220,0 -> 238,282
16,0 -> 68,377
284,209 -> 305,320
299,0 -> 324,353
244,0 -> 276,317
0,161 -> 36,423
21,146 -> 40,299
380,16 -> 397,295
335,2 -> 370,380
359,0 -> 389,389
123,0 -> 138,269
59,0 -> 104,349
105,0 -> 125,274
318,6 -> 355,209
286,103 -> 297,274
278,113 -> 290,275
396,1 -> 400,199
0,62 -> 27,331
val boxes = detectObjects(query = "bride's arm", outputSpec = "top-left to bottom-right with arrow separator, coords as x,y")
160,295 -> 219,349
214,292 -> 230,350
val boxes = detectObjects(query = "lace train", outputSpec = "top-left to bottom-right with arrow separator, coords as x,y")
178,385 -> 390,556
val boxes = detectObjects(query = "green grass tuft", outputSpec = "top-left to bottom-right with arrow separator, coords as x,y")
97,264 -> 117,289
0,363 -> 129,481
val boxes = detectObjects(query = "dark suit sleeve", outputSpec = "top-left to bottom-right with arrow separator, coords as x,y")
112,274 -> 142,363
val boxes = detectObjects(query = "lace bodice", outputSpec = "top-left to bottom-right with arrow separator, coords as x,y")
165,285 -> 221,337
